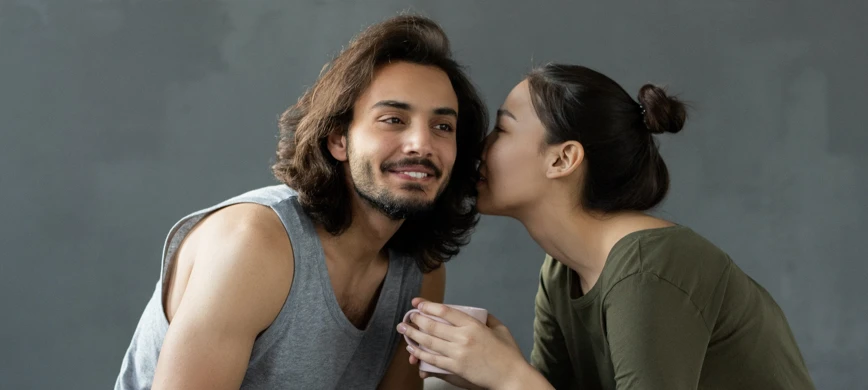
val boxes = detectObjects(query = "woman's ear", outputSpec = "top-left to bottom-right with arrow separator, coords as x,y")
545,141 -> 584,179
327,131 -> 349,162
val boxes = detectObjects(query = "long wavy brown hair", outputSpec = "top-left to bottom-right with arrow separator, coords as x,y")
271,14 -> 488,272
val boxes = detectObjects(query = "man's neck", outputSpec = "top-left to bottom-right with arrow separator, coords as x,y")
316,194 -> 404,268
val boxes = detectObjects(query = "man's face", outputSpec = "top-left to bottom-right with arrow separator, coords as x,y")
329,61 -> 459,220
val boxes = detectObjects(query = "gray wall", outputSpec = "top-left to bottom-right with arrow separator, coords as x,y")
1,0 -> 865,388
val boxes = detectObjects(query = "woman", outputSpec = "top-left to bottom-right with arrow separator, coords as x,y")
397,64 -> 815,389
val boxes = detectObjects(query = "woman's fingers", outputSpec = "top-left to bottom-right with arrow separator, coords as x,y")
486,313 -> 503,327
406,343 -> 454,374
399,319 -> 451,354
417,302 -> 477,327
407,312 -> 464,343
487,313 -> 511,335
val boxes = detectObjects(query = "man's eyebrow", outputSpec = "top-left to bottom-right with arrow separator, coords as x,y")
372,100 -> 457,118
372,100 -> 411,110
497,108 -> 516,121
434,107 -> 458,117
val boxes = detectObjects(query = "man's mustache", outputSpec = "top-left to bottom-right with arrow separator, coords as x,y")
381,158 -> 442,178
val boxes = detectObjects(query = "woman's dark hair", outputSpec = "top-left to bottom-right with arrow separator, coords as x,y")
526,63 -> 687,212
271,14 -> 488,272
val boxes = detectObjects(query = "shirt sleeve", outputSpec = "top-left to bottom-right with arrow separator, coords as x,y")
530,257 -> 574,390
603,273 -> 711,390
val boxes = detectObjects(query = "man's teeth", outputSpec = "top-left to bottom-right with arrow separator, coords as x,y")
405,172 -> 428,179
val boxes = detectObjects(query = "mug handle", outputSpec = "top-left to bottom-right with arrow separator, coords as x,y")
402,309 -> 422,349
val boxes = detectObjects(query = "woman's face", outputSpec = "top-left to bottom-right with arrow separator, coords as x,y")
476,80 -> 551,216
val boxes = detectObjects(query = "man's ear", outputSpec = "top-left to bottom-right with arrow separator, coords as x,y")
327,131 -> 348,162
545,141 -> 584,179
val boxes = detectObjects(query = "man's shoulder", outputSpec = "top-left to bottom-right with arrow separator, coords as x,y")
175,203 -> 295,332
194,203 -> 294,267
227,184 -> 299,205
183,202 -> 294,291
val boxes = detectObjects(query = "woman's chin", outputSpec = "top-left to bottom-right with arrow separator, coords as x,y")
475,194 -> 498,216
476,181 -> 507,216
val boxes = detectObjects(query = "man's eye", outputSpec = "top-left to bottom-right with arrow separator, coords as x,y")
435,124 -> 454,132
382,117 -> 403,124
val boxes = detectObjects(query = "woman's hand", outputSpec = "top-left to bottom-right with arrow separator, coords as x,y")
397,298 -> 538,390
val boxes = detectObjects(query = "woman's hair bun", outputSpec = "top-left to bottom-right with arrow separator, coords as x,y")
638,84 -> 687,134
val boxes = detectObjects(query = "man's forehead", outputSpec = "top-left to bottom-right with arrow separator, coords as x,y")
359,62 -> 458,111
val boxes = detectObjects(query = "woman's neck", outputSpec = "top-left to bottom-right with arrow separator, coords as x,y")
516,201 -> 671,293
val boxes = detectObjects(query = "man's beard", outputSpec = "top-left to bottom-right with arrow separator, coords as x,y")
349,150 -> 447,221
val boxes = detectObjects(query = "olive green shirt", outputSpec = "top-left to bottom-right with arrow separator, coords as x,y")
530,226 -> 814,390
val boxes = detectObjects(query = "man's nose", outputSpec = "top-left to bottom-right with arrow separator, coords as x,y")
402,122 -> 435,157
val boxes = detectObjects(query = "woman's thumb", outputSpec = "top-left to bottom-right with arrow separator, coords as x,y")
486,314 -> 504,328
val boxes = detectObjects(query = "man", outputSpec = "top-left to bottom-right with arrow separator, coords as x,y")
115,14 -> 488,389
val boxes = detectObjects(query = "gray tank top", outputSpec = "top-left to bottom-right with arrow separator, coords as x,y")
115,185 -> 423,389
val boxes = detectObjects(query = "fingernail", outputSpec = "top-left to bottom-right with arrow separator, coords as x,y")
397,324 -> 407,333
410,313 -> 417,321
418,302 -> 425,311
406,345 -> 415,353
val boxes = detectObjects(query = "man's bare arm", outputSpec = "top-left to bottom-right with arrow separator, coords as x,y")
377,264 -> 447,390
152,205 -> 294,390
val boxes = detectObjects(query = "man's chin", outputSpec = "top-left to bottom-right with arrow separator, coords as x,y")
394,180 -> 434,193
392,200 -> 436,215
380,203 -> 435,220
355,179 -> 446,219
393,190 -> 435,201
357,190 -> 435,220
